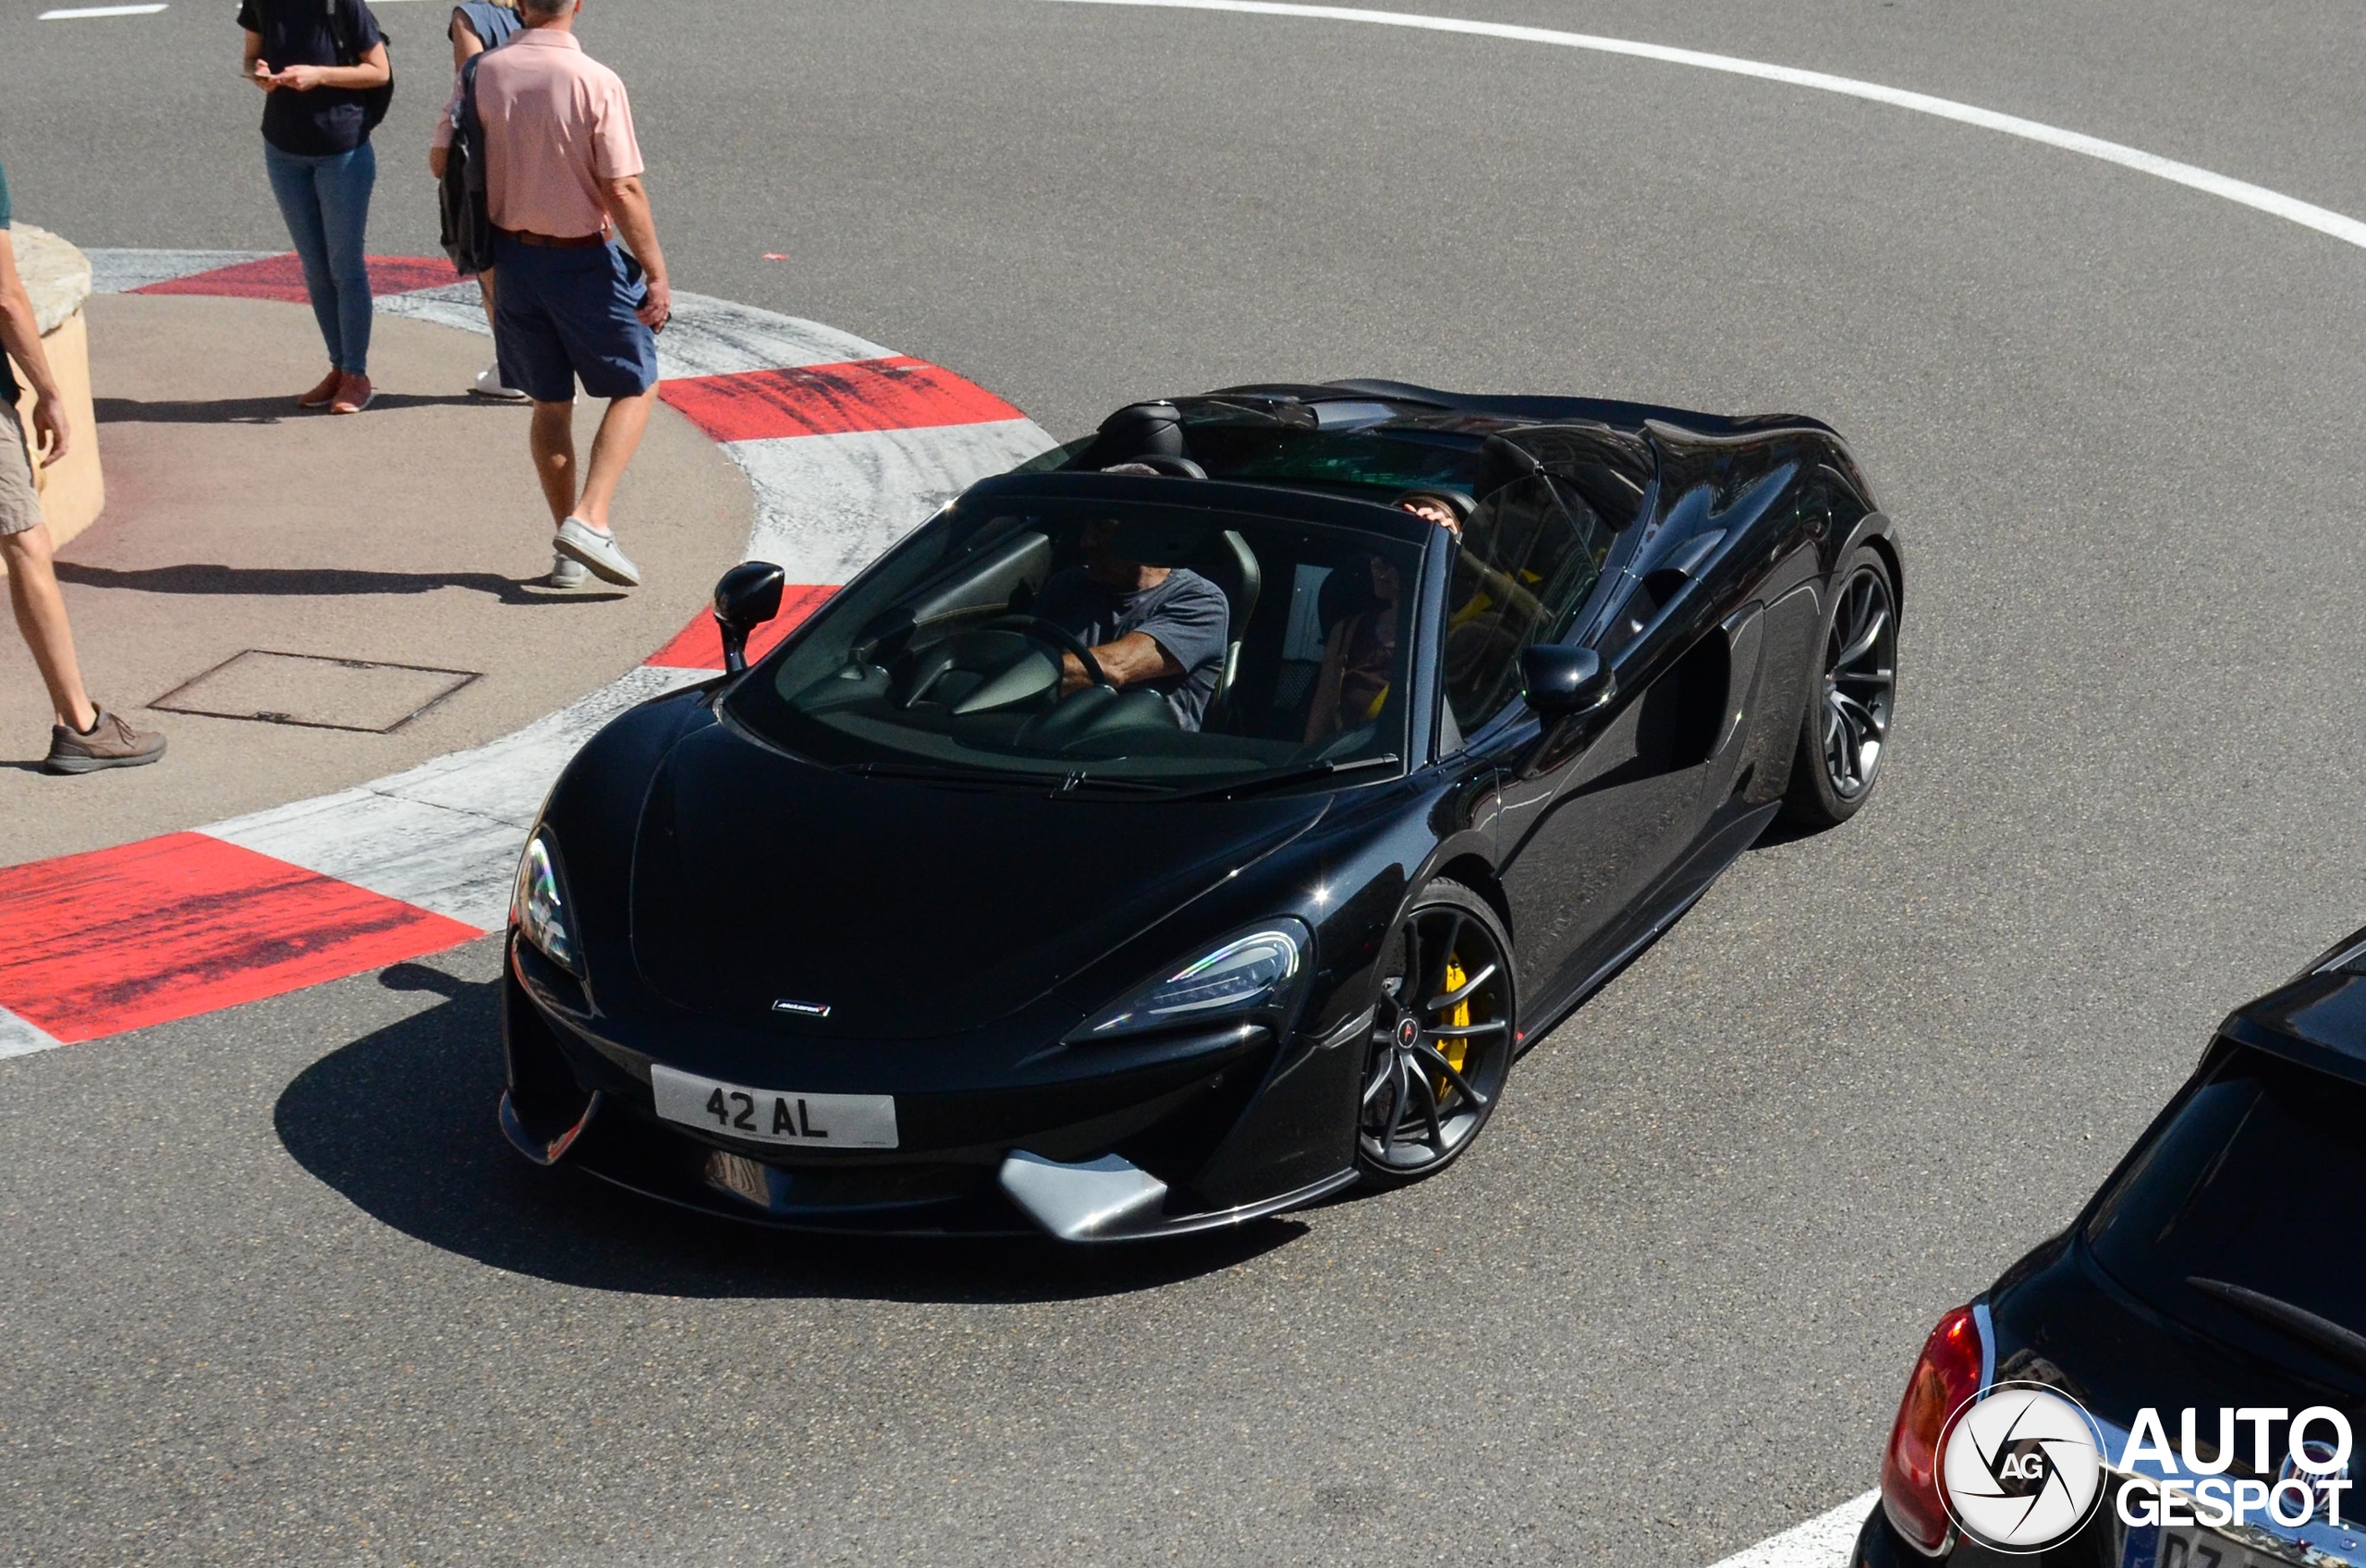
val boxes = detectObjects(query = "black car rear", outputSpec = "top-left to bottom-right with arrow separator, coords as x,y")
1858,932 -> 2366,1567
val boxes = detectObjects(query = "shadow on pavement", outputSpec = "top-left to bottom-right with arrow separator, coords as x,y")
56,561 -> 626,606
273,963 -> 1302,1301
1747,815 -> 1829,852
93,393 -> 484,425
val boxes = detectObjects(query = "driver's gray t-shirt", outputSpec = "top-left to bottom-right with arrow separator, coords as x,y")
1036,566 -> 1229,730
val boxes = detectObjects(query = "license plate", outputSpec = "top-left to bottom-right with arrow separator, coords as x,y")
2132,1525 -> 2308,1568
651,1064 -> 897,1149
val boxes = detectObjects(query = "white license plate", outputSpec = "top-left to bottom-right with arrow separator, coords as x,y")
2145,1525 -> 2307,1568
651,1065 -> 897,1149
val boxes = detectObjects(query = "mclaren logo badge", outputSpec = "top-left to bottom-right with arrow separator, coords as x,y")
771,999 -> 832,1018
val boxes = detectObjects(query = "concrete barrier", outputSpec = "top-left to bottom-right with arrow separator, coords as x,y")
7,224 -> 102,548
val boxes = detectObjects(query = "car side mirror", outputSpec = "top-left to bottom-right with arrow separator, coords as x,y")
713,561 -> 787,674
1520,643 -> 1615,718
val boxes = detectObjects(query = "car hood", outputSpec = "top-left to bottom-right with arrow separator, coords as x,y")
628,723 -> 1331,1039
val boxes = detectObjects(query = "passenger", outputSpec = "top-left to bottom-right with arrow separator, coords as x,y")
1036,503 -> 1229,732
1303,492 -> 1462,742
1304,551 -> 1401,744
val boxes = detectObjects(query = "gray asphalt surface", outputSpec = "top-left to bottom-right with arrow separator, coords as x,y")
6,1 -> 2366,1563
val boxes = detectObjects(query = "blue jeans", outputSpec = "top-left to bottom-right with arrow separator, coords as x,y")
263,140 -> 376,374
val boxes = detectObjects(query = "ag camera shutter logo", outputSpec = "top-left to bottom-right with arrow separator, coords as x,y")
1938,1382 -> 2107,1552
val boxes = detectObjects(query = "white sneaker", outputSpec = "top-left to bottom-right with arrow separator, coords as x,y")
554,517 -> 641,587
471,363 -> 530,402
548,552 -> 591,590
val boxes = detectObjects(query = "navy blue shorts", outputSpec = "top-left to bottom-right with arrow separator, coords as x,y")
492,236 -> 660,403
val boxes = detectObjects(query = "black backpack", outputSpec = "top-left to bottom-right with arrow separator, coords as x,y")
326,0 -> 395,136
438,53 -> 497,274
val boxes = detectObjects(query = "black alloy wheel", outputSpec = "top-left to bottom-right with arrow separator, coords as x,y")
1356,880 -> 1517,1185
1782,545 -> 1898,829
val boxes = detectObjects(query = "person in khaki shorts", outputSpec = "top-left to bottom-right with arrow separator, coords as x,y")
0,163 -> 165,773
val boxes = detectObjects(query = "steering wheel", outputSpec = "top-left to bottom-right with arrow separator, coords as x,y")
983,614 -> 1116,690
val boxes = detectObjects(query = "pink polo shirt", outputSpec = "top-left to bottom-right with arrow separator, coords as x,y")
470,29 -> 643,240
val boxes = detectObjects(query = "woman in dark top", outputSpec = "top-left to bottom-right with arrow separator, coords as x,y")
238,0 -> 392,414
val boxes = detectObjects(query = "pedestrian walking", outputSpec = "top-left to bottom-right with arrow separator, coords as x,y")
239,0 -> 394,415
0,164 -> 165,773
427,0 -> 528,401
473,0 -> 670,589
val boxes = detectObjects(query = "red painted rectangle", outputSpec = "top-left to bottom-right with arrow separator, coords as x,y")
645,584 -> 835,670
135,254 -> 461,304
659,358 -> 1024,444
0,833 -> 481,1043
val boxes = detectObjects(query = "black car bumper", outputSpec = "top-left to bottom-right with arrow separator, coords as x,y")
498,942 -> 1359,1240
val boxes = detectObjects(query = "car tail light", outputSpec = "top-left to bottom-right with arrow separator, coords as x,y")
1880,1305 -> 1985,1555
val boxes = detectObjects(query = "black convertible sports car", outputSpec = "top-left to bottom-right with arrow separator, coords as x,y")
500,382 -> 1902,1240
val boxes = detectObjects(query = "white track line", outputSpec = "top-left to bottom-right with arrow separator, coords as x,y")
1045,0 -> 2366,253
41,5 -> 167,17
1704,1490 -> 1878,1568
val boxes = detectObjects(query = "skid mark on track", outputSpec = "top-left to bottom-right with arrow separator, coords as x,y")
661,357 -> 1029,443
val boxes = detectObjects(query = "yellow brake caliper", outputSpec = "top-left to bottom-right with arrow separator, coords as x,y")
1433,955 -> 1470,1102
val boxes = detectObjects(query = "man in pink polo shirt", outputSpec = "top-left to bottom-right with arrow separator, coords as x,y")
473,0 -> 669,590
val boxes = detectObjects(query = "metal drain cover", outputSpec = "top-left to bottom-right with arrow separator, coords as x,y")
152,650 -> 480,734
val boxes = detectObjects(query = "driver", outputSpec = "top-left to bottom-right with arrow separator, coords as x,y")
1035,504 -> 1230,732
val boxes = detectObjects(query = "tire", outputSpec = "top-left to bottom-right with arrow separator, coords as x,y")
1780,544 -> 1898,831
1355,879 -> 1518,1186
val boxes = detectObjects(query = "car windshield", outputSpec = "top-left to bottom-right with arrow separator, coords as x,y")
2084,1046 -> 2366,1377
726,492 -> 1430,792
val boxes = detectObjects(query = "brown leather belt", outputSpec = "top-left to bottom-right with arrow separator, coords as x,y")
498,227 -> 605,249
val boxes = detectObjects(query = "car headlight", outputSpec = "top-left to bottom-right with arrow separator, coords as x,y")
1078,919 -> 1311,1039
511,830 -> 579,976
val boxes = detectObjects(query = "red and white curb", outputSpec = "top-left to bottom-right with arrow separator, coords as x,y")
0,250 -> 1052,1054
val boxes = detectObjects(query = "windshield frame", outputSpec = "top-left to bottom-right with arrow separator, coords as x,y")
721,472 -> 1447,796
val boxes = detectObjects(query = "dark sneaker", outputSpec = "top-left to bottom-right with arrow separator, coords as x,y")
44,710 -> 166,775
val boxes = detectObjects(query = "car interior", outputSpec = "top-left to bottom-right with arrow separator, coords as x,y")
741,396 -> 1635,785
750,497 -> 1427,784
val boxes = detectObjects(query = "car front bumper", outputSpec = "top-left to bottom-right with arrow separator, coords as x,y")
498,942 -> 1358,1241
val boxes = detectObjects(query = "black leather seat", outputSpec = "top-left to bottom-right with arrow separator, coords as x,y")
1191,529 -> 1261,723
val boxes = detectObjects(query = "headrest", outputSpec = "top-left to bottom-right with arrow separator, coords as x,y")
1077,401 -> 1188,468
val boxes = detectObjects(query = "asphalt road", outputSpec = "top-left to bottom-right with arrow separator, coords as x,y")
6,2 -> 2366,1563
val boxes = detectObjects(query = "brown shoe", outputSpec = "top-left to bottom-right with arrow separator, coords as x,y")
329,373 -> 374,415
299,369 -> 342,409
44,710 -> 166,775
